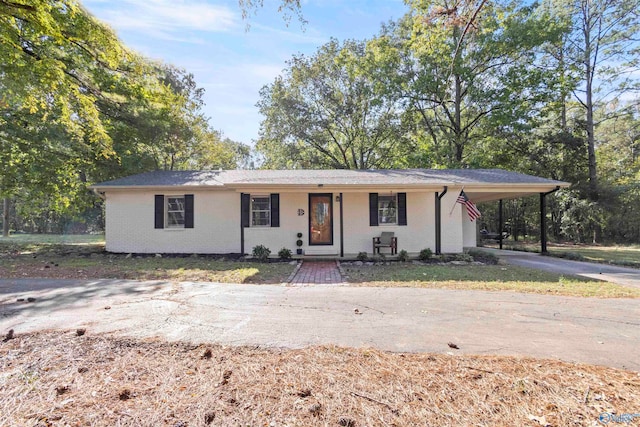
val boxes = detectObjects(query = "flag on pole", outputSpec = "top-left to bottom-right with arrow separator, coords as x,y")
456,190 -> 481,221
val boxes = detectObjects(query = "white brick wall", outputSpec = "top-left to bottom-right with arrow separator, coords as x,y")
105,190 -> 240,253
104,188 -> 471,254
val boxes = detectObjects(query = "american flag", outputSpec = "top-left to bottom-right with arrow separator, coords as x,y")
456,190 -> 481,221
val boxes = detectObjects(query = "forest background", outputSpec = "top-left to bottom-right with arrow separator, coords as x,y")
1,0 -> 639,244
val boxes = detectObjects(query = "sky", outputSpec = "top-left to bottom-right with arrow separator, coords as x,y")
82,0 -> 409,146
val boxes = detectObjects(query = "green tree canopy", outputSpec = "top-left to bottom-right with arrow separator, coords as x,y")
256,39 -> 414,169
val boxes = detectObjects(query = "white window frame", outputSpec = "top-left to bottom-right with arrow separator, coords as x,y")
166,195 -> 186,229
378,194 -> 397,225
251,195 -> 271,227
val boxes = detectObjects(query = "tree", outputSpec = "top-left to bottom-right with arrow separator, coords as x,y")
256,39 -> 413,169
542,0 -> 640,200
378,0 -> 566,167
0,0 -> 136,234
237,0 -> 304,25
1,1 -> 250,234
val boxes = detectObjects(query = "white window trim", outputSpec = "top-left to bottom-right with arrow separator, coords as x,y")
251,195 -> 271,227
378,194 -> 398,226
165,195 -> 186,229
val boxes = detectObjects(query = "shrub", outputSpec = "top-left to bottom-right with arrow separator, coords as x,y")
375,253 -> 386,263
252,245 -> 271,261
278,248 -> 292,260
418,248 -> 433,261
452,253 -> 473,262
397,249 -> 409,262
356,251 -> 368,261
466,248 -> 499,264
559,251 -> 584,261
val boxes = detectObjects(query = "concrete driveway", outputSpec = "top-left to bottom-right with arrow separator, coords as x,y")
481,248 -> 640,288
1,278 -> 638,371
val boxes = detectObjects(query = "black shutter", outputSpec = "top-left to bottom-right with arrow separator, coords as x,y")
154,195 -> 164,229
241,193 -> 250,228
184,194 -> 194,228
270,193 -> 280,227
398,193 -> 407,226
369,193 -> 379,226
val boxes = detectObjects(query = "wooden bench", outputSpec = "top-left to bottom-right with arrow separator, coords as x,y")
373,232 -> 398,255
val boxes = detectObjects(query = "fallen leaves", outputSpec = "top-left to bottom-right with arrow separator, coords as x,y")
1,331 -> 638,426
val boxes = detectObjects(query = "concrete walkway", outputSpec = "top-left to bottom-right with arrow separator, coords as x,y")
1,278 -> 638,371
480,248 -> 640,289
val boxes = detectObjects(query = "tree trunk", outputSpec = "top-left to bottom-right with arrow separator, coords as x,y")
585,67 -> 598,201
582,2 -> 598,201
581,2 -> 601,243
3,198 -> 10,237
454,73 -> 463,163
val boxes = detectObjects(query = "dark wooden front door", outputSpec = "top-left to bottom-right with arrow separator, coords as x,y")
309,194 -> 333,245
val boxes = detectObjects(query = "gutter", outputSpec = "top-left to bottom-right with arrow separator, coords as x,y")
435,186 -> 448,255
92,188 -> 106,200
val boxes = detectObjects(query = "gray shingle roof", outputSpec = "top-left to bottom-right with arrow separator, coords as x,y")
92,170 -> 224,187
92,169 -> 568,188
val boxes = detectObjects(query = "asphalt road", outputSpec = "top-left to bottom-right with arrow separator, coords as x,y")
1,278 -> 638,371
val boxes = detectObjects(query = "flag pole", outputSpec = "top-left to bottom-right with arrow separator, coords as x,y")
449,187 -> 463,216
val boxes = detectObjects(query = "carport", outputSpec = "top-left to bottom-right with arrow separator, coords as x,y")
435,176 -> 569,254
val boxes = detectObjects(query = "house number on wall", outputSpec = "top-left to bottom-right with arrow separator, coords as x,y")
297,209 -> 305,216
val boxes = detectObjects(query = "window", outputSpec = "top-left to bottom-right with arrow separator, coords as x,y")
369,193 -> 406,227
155,194 -> 193,229
251,195 -> 270,227
166,196 -> 185,228
378,195 -> 397,225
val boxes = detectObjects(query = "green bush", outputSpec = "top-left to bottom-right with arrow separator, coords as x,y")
356,251 -> 368,261
252,245 -> 271,261
418,248 -> 433,261
397,249 -> 409,262
278,247 -> 292,260
452,253 -> 473,262
558,251 -> 584,261
466,248 -> 499,264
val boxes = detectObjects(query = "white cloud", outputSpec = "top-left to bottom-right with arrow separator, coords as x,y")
86,0 -> 238,41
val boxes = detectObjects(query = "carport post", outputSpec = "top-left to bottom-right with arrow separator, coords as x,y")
540,186 -> 560,254
499,199 -> 503,250
435,186 -> 448,255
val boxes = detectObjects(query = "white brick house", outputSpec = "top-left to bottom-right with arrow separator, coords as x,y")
90,169 -> 569,256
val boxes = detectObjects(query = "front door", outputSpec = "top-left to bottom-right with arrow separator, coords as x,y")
309,193 -> 333,245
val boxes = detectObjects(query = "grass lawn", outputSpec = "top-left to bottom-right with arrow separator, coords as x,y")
2,234 -> 639,296
2,331 -> 638,426
341,263 -> 640,298
488,241 -> 640,268
0,234 -> 294,284
0,255 -> 295,284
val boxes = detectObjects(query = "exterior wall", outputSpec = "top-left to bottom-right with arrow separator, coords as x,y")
342,192 -> 436,254
440,191 -> 464,253
244,193 -> 326,255
462,211 -> 478,248
105,188 -> 467,254
105,190 -> 240,253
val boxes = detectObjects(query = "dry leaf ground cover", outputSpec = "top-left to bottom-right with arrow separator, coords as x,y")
2,331 -> 640,427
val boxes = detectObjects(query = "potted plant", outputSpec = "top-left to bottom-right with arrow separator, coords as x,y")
296,232 -> 303,255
